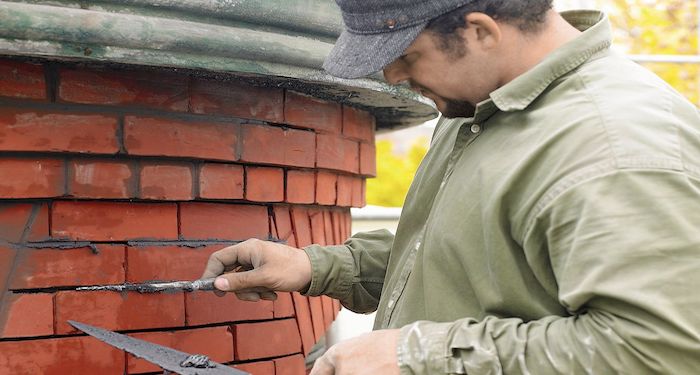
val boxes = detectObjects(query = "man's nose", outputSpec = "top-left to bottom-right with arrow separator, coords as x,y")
383,60 -> 410,85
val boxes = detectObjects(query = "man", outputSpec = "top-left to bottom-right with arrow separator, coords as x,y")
203,0 -> 700,373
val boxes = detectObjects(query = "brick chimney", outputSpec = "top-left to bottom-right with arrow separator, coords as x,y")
0,58 -> 376,374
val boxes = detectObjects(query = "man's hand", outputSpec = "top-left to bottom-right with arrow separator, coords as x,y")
201,239 -> 312,301
310,329 -> 401,375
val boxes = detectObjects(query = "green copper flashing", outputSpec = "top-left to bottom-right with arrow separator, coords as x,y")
0,0 -> 437,130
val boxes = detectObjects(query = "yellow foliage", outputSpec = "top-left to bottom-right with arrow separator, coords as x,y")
366,139 -> 428,207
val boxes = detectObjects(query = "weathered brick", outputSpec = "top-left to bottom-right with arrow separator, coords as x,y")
360,142 -> 377,176
0,158 -> 64,198
191,78 -> 284,122
272,206 -> 296,247
274,292 -> 296,318
0,336 -> 125,375
124,116 -> 238,161
68,159 -> 133,199
286,170 -> 315,204
0,203 -> 49,243
127,326 -> 234,373
185,291 -> 273,326
10,245 -> 125,289
199,163 -> 244,200
126,245 -> 221,283
275,354 -> 306,375
139,162 -> 193,200
336,175 -> 353,207
321,296 -> 334,329
0,292 -> 54,338
308,296 -> 325,341
315,171 -> 337,206
309,209 -> 326,246
323,210 -> 335,245
59,68 -> 188,111
331,211 -> 343,245
180,202 -> 269,240
240,124 -> 315,167
233,361 -> 275,375
291,293 -> 315,356
52,201 -> 178,241
245,166 -> 284,202
352,177 -> 365,208
54,290 -> 185,334
342,106 -> 376,142
234,319 -> 302,360
0,109 -> 119,154
0,246 -> 17,303
333,299 -> 342,319
316,134 -> 359,173
290,207 -> 311,247
285,92 -> 342,133
0,59 -> 46,100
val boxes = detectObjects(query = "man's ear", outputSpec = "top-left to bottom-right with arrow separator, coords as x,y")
462,12 -> 502,50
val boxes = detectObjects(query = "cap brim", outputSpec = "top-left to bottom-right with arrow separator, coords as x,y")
323,23 -> 426,79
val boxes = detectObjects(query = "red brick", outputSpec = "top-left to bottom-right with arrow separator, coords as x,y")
69,159 -> 133,198
199,163 -> 244,200
139,162 -> 193,200
315,172 -> 337,206
336,175 -> 353,207
331,211 -> 343,245
342,106 -> 375,142
332,299 -> 341,319
0,336 -> 125,375
360,142 -> 377,176
275,354 -> 306,375
0,203 -> 49,243
240,124 -> 315,168
10,245 -> 125,289
272,206 -> 296,247
308,296 -> 325,341
54,290 -> 185,334
191,78 -> 284,122
323,211 -> 335,246
185,291 -> 273,326
274,292 -> 296,318
0,292 -> 54,338
0,158 -> 64,198
351,177 -> 365,208
234,319 -> 302,360
59,68 -> 188,111
321,296 -> 334,329
246,166 -> 284,202
309,209 -> 326,246
0,109 -> 119,154
124,116 -> 238,161
0,59 -> 46,100
126,245 -> 220,283
180,203 -> 269,240
344,211 -> 352,240
0,246 -> 17,302
127,326 -> 234,373
286,170 -> 315,204
316,134 -> 359,173
291,293 -> 315,356
52,201 -> 178,241
233,361 -> 275,375
285,92 -> 342,133
290,207 -> 311,247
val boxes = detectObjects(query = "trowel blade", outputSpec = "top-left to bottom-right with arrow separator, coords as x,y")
68,320 -> 247,375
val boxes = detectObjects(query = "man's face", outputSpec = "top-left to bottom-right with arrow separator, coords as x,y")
383,29 -> 495,118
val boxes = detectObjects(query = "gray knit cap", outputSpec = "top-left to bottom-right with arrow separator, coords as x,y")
324,0 -> 475,79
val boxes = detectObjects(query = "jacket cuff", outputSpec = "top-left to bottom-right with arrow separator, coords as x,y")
398,321 -> 454,375
302,244 -> 355,299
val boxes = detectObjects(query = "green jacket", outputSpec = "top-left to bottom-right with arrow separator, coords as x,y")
305,10 -> 700,374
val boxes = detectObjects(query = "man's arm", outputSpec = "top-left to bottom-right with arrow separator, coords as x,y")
399,169 -> 700,374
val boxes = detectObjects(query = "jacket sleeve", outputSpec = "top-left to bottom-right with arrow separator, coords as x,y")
398,170 -> 700,374
303,229 -> 394,313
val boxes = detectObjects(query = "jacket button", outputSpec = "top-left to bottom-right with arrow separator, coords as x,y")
470,124 -> 481,133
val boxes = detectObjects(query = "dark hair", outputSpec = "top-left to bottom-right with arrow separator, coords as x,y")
426,0 -> 554,56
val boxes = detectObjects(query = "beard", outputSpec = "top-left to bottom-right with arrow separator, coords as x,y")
440,98 -> 475,118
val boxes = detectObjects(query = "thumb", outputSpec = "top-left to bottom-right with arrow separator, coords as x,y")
214,268 -> 269,292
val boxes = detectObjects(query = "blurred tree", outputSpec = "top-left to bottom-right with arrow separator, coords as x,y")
366,139 -> 428,207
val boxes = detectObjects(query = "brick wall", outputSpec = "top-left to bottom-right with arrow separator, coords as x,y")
0,57 -> 377,375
